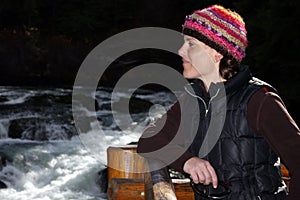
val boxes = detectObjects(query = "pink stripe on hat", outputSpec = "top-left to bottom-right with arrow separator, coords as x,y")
182,5 -> 247,63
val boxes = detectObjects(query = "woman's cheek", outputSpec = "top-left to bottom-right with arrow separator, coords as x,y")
190,51 -> 209,71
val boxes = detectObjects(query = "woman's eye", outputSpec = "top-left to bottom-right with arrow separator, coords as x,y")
188,42 -> 195,47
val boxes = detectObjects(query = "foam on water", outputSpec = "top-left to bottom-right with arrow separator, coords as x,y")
0,139 -> 106,200
0,86 -> 178,200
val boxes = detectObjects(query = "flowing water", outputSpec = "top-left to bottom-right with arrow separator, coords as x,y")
0,86 -> 178,200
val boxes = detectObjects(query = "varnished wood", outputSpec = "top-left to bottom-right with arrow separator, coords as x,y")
107,145 -> 290,199
107,145 -> 148,181
107,178 -> 145,200
107,145 -> 151,200
281,163 -> 290,189
173,180 -> 194,200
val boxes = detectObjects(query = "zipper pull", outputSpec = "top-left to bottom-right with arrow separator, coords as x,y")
205,109 -> 208,116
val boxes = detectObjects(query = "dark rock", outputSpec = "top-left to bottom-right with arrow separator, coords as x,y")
8,118 -> 75,140
72,94 -> 96,112
0,156 -> 2,171
97,168 -> 108,193
0,180 -> 7,189
0,156 -> 8,189
7,119 -> 24,139
0,96 -> 8,103
129,97 -> 154,114
28,94 -> 72,106
113,96 -> 153,114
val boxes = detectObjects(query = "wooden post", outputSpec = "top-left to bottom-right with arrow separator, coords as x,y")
106,145 -> 290,199
107,145 -> 148,180
144,171 -> 154,199
107,145 -> 152,200
106,145 -> 195,200
108,178 -> 146,200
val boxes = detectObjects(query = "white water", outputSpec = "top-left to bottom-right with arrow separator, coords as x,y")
0,138 -> 106,200
0,87 -> 178,200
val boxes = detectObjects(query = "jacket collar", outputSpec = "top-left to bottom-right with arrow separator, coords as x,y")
185,65 -> 252,99
223,65 -> 252,94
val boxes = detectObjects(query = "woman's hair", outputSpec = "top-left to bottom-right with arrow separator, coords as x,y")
219,55 -> 240,80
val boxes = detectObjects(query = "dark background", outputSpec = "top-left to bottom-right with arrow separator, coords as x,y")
0,0 -> 299,123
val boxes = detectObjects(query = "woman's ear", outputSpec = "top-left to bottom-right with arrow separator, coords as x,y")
214,53 -> 223,63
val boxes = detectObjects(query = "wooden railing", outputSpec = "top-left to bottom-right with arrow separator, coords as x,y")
107,145 -> 290,200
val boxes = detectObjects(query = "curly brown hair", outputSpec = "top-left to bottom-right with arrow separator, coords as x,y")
219,56 -> 240,80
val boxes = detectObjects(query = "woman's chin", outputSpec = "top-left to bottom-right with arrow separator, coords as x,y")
183,73 -> 197,79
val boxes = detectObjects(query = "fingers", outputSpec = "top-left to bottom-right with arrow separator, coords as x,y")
184,157 -> 218,187
206,164 -> 218,188
190,170 -> 205,184
191,162 -> 213,185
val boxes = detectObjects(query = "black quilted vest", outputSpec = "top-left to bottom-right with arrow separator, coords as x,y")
185,66 -> 286,199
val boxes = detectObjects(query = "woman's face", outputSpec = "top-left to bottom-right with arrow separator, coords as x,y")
178,35 -> 219,79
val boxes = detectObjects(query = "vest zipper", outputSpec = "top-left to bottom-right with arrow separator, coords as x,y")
184,86 -> 220,117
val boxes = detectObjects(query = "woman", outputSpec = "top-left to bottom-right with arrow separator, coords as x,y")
137,4 -> 300,200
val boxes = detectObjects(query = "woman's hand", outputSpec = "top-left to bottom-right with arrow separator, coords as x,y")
183,157 -> 218,188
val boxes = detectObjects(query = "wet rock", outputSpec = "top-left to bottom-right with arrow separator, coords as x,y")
7,119 -> 25,139
8,118 -> 40,139
0,156 -> 2,171
0,96 -> 9,103
97,168 -> 108,193
0,156 -> 8,189
72,94 -> 96,112
28,94 -> 72,106
113,97 -> 153,114
8,118 -> 74,140
0,180 -> 7,189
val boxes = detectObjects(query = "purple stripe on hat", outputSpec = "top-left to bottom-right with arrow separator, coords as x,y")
184,18 -> 246,55
183,21 -> 245,61
207,8 -> 243,32
192,11 -> 247,45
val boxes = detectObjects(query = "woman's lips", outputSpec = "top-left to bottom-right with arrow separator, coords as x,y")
182,59 -> 190,64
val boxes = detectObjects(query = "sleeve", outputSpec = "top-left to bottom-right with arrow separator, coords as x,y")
247,89 -> 300,200
137,95 -> 194,172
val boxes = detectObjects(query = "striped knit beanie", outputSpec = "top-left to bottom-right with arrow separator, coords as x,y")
182,5 -> 247,63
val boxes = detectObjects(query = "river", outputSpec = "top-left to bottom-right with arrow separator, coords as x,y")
0,86 -> 177,200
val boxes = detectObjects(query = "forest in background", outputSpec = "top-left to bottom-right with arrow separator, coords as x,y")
0,0 -> 299,122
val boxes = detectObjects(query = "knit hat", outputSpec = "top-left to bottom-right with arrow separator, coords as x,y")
182,5 -> 247,63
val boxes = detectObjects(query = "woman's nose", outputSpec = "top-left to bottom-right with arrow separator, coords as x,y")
178,44 -> 185,58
